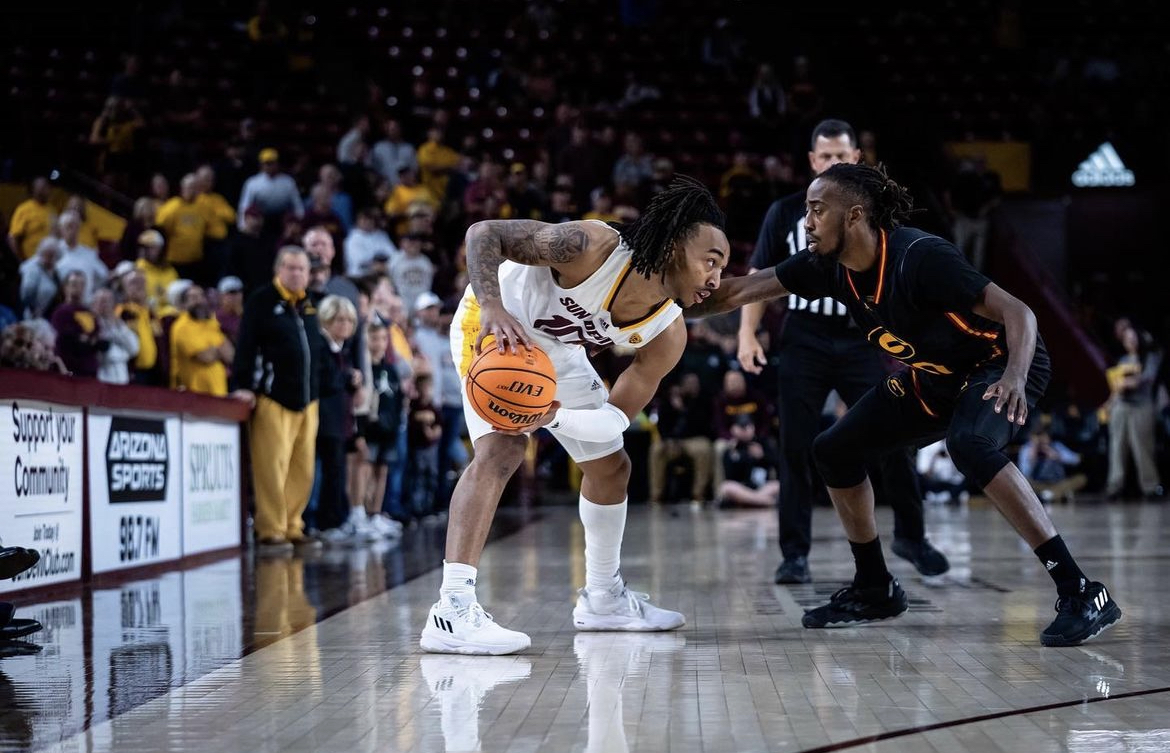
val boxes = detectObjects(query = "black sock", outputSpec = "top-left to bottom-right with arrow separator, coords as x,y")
850,537 -> 890,589
1034,535 -> 1088,596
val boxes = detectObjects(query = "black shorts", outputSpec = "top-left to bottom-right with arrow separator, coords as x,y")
814,349 -> 1051,488
365,436 -> 397,465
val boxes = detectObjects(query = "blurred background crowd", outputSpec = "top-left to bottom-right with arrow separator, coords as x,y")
1,0 -> 1167,548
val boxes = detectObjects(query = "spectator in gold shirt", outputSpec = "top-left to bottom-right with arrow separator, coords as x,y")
6,177 -> 56,260
116,269 -> 160,384
170,284 -> 232,397
64,194 -> 105,252
383,166 -> 439,241
155,173 -> 209,282
195,164 -> 237,281
415,125 -> 460,209
134,229 -> 179,312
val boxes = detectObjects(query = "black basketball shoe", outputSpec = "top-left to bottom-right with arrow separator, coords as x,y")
1040,581 -> 1122,647
802,576 -> 909,628
891,538 -> 950,577
774,556 -> 811,584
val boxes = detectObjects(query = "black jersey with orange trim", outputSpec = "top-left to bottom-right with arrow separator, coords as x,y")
773,226 -> 1046,390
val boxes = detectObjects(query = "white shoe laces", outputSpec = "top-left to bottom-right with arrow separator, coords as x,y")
618,587 -> 648,615
457,601 -> 494,628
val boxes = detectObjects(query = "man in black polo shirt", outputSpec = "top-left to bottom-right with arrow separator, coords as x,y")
693,162 -> 1121,647
738,119 -> 947,584
231,246 -> 325,555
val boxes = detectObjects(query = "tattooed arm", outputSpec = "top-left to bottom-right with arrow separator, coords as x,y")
465,219 -> 609,353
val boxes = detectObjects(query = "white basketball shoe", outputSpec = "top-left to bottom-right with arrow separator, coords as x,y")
573,581 -> 686,631
420,594 -> 532,655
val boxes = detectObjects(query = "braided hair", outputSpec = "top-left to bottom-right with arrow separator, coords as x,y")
817,162 -> 915,232
624,175 -> 725,277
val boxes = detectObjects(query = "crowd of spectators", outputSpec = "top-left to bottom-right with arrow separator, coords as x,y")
1,0 -> 1166,535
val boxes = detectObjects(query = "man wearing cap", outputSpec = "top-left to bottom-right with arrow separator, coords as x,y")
215,276 -> 245,345
237,148 -> 304,239
134,229 -> 179,312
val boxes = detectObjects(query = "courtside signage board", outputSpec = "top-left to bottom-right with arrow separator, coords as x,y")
88,411 -> 182,573
0,400 -> 84,593
181,418 -> 241,555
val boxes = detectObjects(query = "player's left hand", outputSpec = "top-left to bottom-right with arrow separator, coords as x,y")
982,375 -> 1028,425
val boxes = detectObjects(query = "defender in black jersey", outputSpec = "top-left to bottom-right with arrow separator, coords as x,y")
739,119 -> 947,584
694,163 -> 1121,646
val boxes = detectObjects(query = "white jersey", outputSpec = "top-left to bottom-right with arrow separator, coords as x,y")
457,222 -> 681,374
450,222 -> 678,461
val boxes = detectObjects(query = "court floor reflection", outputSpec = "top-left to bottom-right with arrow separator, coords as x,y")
0,509 -> 533,752
10,500 -> 1170,752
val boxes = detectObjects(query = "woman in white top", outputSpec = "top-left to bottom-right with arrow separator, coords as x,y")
90,287 -> 139,384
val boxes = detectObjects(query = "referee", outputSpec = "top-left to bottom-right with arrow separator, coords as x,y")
737,119 -> 948,584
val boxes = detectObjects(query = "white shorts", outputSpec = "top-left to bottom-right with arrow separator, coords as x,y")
451,295 -> 623,464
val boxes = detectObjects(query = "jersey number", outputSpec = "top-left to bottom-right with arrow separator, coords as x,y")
868,329 -> 954,376
533,314 -> 614,348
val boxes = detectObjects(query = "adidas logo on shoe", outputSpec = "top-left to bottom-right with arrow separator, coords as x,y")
1041,580 -> 1122,647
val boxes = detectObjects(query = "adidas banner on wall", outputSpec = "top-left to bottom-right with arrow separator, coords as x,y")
1072,142 -> 1134,187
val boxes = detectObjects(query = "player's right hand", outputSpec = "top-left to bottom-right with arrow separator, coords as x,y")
737,334 -> 766,374
496,400 -> 562,437
476,300 -> 530,354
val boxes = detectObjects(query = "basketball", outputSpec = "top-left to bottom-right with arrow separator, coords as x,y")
466,342 -> 558,431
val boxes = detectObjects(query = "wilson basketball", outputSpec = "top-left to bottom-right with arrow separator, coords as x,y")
466,343 -> 557,431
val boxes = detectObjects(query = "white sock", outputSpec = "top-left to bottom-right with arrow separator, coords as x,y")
579,495 -> 627,593
440,560 -> 478,604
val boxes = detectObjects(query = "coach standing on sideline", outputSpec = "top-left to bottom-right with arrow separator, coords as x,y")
231,246 -> 324,555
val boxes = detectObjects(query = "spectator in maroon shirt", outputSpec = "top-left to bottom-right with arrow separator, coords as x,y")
50,271 -> 104,377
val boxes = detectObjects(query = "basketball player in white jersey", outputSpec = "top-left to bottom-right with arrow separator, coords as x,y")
421,177 -> 730,654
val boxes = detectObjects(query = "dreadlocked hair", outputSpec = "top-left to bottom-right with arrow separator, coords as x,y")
818,162 -> 915,232
624,174 -> 725,277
